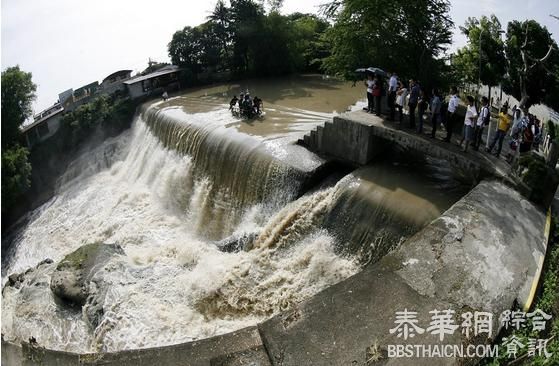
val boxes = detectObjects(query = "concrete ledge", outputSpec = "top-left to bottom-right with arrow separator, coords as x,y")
258,180 -> 547,365
6,326 -> 271,366
301,111 -> 511,181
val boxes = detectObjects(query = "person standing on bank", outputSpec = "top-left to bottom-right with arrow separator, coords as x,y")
473,96 -> 490,150
417,89 -> 428,134
388,72 -> 398,121
408,79 -> 420,129
430,89 -> 442,138
373,75 -> 383,116
445,87 -> 460,142
396,81 -> 408,124
365,74 -> 375,113
459,96 -> 477,152
486,106 -> 511,157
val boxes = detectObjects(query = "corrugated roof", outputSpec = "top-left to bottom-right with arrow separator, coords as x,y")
124,66 -> 181,85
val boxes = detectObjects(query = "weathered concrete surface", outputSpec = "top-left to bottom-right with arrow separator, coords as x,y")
301,111 -> 510,181
303,117 -> 387,165
5,327 -> 271,366
258,180 -> 547,365
2,340 -> 23,366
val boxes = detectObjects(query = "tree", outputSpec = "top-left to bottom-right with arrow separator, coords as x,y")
169,1 -> 331,78
208,0 -> 232,68
229,0 -> 265,75
289,13 -> 331,72
1,146 -> 32,213
1,66 -> 36,214
504,20 -> 559,111
321,0 -> 453,89
1,66 -> 37,149
452,15 -> 506,100
168,26 -> 205,73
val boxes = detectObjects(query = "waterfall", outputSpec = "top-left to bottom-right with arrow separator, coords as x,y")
1,100 -> 463,354
1,107 -> 355,353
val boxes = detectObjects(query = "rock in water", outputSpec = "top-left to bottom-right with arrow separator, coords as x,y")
50,243 -> 124,306
215,232 -> 259,252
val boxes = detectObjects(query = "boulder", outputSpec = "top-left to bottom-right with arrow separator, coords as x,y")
50,243 -> 124,307
215,232 -> 258,253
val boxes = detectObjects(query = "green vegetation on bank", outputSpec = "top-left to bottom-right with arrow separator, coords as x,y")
1,146 -> 32,213
58,95 -> 136,151
0,65 -> 137,223
1,66 -> 36,215
484,214 -> 559,365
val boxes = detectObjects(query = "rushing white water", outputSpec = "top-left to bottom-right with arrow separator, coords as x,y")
2,81 -> 463,354
1,113 -> 358,353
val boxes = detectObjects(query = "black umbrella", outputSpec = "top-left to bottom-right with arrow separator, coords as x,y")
355,67 -> 387,77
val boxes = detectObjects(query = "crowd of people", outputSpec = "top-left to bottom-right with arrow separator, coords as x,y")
363,72 -> 544,160
229,92 -> 263,118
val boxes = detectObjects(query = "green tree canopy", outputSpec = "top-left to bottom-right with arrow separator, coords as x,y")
504,19 -> 559,110
452,15 -> 506,96
168,1 -> 330,78
1,66 -> 37,148
321,0 -> 454,89
1,145 -> 32,213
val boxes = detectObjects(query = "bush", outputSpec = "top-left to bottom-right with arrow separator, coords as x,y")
1,145 -> 32,213
516,153 -> 559,206
59,96 -> 136,151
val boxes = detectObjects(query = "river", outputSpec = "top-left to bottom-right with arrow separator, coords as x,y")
1,75 -> 466,353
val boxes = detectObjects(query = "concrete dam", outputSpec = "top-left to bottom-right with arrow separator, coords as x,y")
1,78 -> 549,365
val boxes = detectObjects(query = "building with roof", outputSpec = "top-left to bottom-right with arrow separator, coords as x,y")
124,65 -> 181,99
98,70 -> 132,97
22,103 -> 64,148
59,81 -> 99,112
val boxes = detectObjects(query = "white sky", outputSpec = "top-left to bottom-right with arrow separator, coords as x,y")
2,0 -> 559,113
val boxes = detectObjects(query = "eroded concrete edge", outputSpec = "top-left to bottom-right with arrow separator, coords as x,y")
258,180 -> 547,366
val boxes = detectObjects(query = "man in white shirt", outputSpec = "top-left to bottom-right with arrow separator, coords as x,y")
444,86 -> 460,142
473,96 -> 490,150
459,95 -> 477,152
388,72 -> 398,121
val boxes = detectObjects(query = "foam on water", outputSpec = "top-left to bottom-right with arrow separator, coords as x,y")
1,114 -> 358,352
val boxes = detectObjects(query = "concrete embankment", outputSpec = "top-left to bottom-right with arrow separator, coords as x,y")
3,180 -> 548,365
259,180 -> 547,365
300,111 -> 510,181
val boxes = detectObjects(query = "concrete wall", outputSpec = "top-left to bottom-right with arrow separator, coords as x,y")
303,117 -> 387,165
126,82 -> 144,99
301,111 -> 511,181
24,113 -> 63,148
259,180 -> 548,365
2,181 -> 549,365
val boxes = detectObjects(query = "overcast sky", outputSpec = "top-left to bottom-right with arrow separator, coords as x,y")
2,0 -> 559,113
